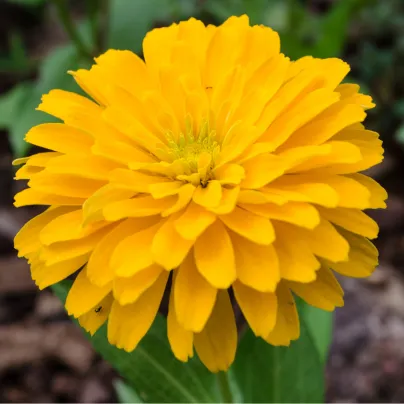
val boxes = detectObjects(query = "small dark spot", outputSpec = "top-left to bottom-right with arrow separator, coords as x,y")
200,180 -> 208,188
94,306 -> 102,313
206,86 -> 212,90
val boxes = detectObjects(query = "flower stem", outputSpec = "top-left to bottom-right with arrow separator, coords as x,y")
217,371 -> 233,403
51,0 -> 93,61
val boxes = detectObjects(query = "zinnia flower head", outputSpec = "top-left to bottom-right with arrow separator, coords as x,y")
14,15 -> 386,372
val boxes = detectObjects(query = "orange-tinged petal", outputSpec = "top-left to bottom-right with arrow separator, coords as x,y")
15,206 -> 76,257
265,283 -> 300,345
167,286 -> 194,362
112,220 -> 163,277
87,218 -> 151,286
65,266 -> 111,318
152,217 -> 194,270
113,264 -> 163,305
174,253 -> 217,332
274,222 -> 320,282
328,229 -> 378,278
231,232 -> 279,292
318,206 -> 379,239
107,271 -> 169,351
288,265 -> 344,311
233,281 -> 277,337
194,220 -> 236,288
32,254 -> 89,290
194,291 -> 237,372
78,294 -> 113,336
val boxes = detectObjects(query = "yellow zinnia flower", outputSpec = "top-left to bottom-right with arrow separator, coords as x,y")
14,15 -> 386,372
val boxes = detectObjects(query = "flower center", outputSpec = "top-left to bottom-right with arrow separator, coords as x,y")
165,118 -> 220,185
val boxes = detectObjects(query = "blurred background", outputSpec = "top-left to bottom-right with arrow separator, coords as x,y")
0,0 -> 403,402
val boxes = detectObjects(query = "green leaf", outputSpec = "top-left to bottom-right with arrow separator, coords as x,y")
52,281 -> 221,403
114,379 -> 144,403
108,0 -> 172,53
301,303 -> 333,363
8,44 -> 89,157
233,306 -> 325,403
314,0 -> 363,58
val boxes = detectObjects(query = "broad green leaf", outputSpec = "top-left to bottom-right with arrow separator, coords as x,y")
0,83 -> 33,128
108,0 -> 172,53
52,281 -> 221,403
114,379 -> 144,403
233,307 -> 324,403
301,303 -> 333,363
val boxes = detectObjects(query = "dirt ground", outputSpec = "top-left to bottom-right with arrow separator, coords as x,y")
2,1 -> 404,403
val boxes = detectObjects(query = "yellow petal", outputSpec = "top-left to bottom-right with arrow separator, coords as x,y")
152,217 -> 194,270
78,294 -> 113,336
32,254 -> 89,290
65,266 -> 111,318
87,218 -> 152,286
194,291 -> 237,372
109,168 -> 167,193
193,181 -> 222,208
297,218 -> 349,263
288,265 -> 344,311
25,123 -> 93,155
328,229 -> 378,277
240,154 -> 284,189
167,286 -> 194,362
231,232 -> 279,292
240,202 -> 320,229
318,206 -> 379,239
207,186 -> 240,215
174,253 -> 217,332
83,184 -> 135,225
107,271 -> 169,351
219,207 -> 275,245
265,175 -> 339,207
233,281 -> 277,337
265,283 -> 300,345
45,154 -> 120,180
214,164 -> 245,185
194,220 -> 236,288
103,196 -> 176,220
161,183 -> 195,217
113,264 -> 163,305
274,222 -> 320,282
14,188 -> 85,207
28,172 -> 105,199
40,209 -> 107,245
112,220 -> 163,277
174,202 -> 216,240
15,206 -> 76,257
347,173 -> 387,209
40,224 -> 114,265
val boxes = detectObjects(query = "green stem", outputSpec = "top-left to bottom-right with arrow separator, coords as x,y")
51,0 -> 93,61
217,371 -> 233,403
